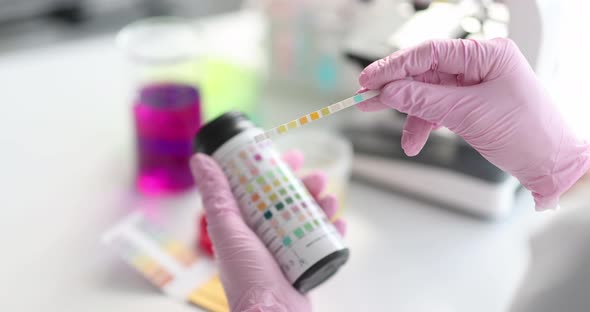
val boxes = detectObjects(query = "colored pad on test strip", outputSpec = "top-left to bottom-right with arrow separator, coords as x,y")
254,90 -> 380,142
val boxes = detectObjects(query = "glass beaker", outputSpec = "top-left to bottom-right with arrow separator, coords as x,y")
118,17 -> 202,195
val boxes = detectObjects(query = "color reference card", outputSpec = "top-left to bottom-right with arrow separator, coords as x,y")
102,212 -> 229,312
216,139 -> 344,282
187,275 -> 228,312
254,90 -> 380,142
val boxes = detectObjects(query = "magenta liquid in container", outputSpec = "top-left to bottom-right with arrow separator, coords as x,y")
134,83 -> 201,195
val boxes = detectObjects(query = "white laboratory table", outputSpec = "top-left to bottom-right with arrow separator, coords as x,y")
1,13 -> 587,312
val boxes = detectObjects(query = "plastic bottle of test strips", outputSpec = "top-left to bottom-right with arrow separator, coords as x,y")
194,111 -> 349,293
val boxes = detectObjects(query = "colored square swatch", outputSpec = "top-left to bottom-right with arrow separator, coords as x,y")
288,120 -> 297,129
310,111 -> 320,120
263,185 -> 272,193
353,94 -> 364,103
299,116 -> 309,125
251,193 -> 260,202
273,179 -> 280,187
278,125 -> 287,134
281,210 -> 291,221
279,188 -> 287,196
294,193 -> 301,200
269,193 -> 278,202
271,219 -> 279,228
285,197 -> 293,204
257,202 -> 266,211
263,211 -> 273,220
293,228 -> 305,239
282,236 -> 292,247
256,176 -> 265,185
245,184 -> 254,193
304,222 -> 313,232
275,202 -> 285,211
321,107 -> 331,116
239,175 -> 247,184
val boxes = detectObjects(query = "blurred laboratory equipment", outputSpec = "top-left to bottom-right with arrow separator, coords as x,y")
118,17 -> 202,195
194,17 -> 264,123
342,113 -> 520,218
275,130 -> 353,215
118,14 -> 264,124
0,0 -> 244,55
338,0 -> 558,219
260,0 -> 361,95
117,17 -> 202,86
344,0 -> 490,68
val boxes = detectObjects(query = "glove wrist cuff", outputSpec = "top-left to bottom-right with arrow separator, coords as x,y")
532,146 -> 590,211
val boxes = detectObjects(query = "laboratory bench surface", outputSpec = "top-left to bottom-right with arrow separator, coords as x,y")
1,11 -> 589,312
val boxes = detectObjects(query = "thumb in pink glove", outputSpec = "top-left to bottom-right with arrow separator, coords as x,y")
191,150 -> 345,312
358,38 -> 590,210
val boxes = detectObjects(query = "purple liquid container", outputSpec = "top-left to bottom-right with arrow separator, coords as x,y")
133,83 -> 201,195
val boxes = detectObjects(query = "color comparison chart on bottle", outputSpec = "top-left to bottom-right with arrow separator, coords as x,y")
218,139 -> 339,278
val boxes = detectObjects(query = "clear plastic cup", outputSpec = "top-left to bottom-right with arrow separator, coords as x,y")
275,130 -> 353,218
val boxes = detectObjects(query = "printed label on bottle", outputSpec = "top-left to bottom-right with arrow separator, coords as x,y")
213,129 -> 346,283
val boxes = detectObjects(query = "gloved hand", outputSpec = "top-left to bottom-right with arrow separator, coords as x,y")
358,38 -> 590,210
191,150 -> 345,312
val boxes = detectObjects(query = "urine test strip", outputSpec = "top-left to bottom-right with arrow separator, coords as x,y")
254,90 -> 380,142
102,212 -> 229,312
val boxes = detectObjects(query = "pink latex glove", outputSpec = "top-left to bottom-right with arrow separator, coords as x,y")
358,38 -> 590,210
190,150 -> 345,312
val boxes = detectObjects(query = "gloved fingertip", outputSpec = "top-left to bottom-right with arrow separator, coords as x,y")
333,219 -> 347,237
358,70 -> 370,88
355,87 -> 368,95
318,195 -> 338,219
533,195 -> 560,212
190,153 -> 213,178
401,132 -> 420,157
356,102 -> 369,112
282,150 -> 304,172
302,172 -> 327,197
401,116 -> 432,157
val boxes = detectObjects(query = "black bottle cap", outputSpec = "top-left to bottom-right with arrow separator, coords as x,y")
193,111 -> 255,155
293,248 -> 350,293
